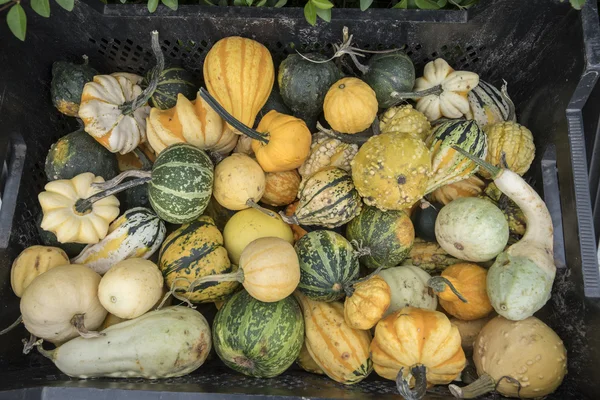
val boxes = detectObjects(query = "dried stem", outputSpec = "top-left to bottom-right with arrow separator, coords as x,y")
0,315 -> 22,335
71,314 -> 105,339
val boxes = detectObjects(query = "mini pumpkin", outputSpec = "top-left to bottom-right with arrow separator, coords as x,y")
482,121 -> 535,178
298,131 -> 358,183
261,170 -> 301,207
344,275 -> 391,330
323,77 -> 378,134
379,104 -> 431,141
213,153 -> 265,211
429,175 -> 485,205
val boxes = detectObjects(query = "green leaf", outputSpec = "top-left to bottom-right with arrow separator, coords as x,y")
0,0 -> 12,5
233,0 -> 244,5
304,1 -> 316,25
148,0 -> 158,12
316,7 -> 330,21
119,0 -> 127,3
570,0 -> 585,10
437,0 -> 447,7
393,0 -> 408,8
54,0 -> 74,11
256,0 -> 267,6
204,0 -> 216,5
310,0 -> 333,10
7,3 -> 26,41
31,0 -> 50,17
218,0 -> 228,5
274,0 -> 286,7
161,0 -> 178,10
415,0 -> 441,9
359,0 -> 372,10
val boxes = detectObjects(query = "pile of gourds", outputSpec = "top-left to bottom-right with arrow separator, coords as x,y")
3,29 -> 568,399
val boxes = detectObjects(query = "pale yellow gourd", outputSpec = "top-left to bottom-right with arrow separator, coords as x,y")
11,246 -> 69,297
213,153 -> 266,211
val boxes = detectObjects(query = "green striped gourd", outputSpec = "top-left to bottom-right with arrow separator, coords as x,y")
346,205 -> 415,269
159,216 -> 238,303
425,120 -> 487,194
148,143 -> 214,224
285,167 -> 361,228
144,67 -> 197,110
295,230 -> 360,302
213,290 -> 304,378
467,80 -> 515,127
72,207 -> 166,275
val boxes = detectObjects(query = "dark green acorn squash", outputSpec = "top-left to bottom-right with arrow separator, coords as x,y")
363,52 -> 415,109
36,213 -> 86,258
144,67 -> 198,110
278,53 -> 342,129
412,201 -> 442,243
45,129 -> 119,181
50,57 -> 98,117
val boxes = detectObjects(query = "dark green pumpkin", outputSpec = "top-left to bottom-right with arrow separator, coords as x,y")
295,230 -> 359,302
278,53 -> 342,129
412,202 -> 442,243
213,290 -> 304,378
144,67 -> 198,110
346,205 -> 415,269
45,129 -> 119,181
50,58 -> 98,117
254,85 -> 292,126
363,52 -> 415,109
36,213 -> 86,258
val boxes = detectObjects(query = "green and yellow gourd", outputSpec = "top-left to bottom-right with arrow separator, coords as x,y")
425,120 -> 487,194
143,66 -> 197,110
467,80 -> 515,127
72,207 -> 166,275
282,167 -> 361,228
483,121 -> 535,178
159,216 -> 239,303
479,183 -> 527,238
378,104 -> 431,141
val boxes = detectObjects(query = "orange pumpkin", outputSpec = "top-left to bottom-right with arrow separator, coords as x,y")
323,77 -> 378,134
344,275 -> 391,330
261,170 -> 301,207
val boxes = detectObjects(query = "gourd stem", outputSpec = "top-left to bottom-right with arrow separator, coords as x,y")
22,334 -> 39,355
198,88 -> 269,144
396,365 -> 427,400
279,211 -> 299,225
71,314 -> 105,339
0,315 -> 22,335
35,341 -> 55,360
82,54 -> 89,65
120,31 -> 165,115
427,276 -> 468,303
501,80 -> 516,122
92,170 -> 152,191
132,147 -> 154,170
315,121 -> 372,145
246,199 -> 277,219
157,277 -> 195,310
449,373 -> 496,399
390,85 -> 444,100
75,174 -> 151,214
186,270 -> 244,295
451,145 -> 502,179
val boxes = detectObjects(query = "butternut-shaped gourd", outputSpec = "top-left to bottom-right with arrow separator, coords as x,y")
344,275 -> 391,330
323,77 -> 378,134
38,173 -> 120,244
213,153 -> 265,210
11,246 -> 70,297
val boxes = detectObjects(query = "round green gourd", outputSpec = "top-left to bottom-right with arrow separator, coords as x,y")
363,52 -> 415,109
213,290 -> 304,378
295,230 -> 360,302
36,212 -> 86,258
144,67 -> 197,110
50,58 -> 98,117
346,205 -> 414,269
45,130 -> 119,181
278,53 -> 342,128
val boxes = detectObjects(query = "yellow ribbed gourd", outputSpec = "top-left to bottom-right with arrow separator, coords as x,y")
483,121 -> 535,178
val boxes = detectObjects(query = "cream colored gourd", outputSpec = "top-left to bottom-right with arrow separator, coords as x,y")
414,59 -> 479,121
38,173 -> 120,244
20,264 -> 107,344
11,246 -> 69,297
449,316 -> 567,399
378,265 -> 437,316
450,314 -> 495,356
213,153 -> 266,210
37,307 -> 211,379
98,259 -> 164,319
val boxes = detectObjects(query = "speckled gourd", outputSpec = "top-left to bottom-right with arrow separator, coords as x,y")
378,105 -> 431,141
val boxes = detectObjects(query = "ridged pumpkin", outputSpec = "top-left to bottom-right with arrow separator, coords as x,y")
344,275 -> 391,330
379,104 -> 431,141
11,246 -> 70,297
429,175 -> 486,205
351,132 -> 431,211
483,121 -> 535,178
298,132 -> 358,184
261,170 -> 301,207
428,263 -> 493,321
203,37 -> 274,133
371,307 -> 466,385
323,78 -> 378,134
213,153 -> 265,211
294,292 -> 373,385
146,93 -> 237,155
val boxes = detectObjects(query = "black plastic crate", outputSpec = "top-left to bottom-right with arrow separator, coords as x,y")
1,0 -> 600,398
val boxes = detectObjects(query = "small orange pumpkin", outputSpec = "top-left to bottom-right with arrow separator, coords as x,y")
344,275 -> 391,330
261,169 -> 301,207
428,263 -> 493,321
323,77 -> 378,134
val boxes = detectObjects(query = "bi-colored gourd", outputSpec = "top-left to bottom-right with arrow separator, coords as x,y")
203,37 -> 274,133
414,58 -> 480,121
97,258 -> 164,319
145,66 -> 197,110
297,131 -> 358,184
466,80 -> 516,127
428,263 -> 493,321
429,175 -> 486,205
344,275 -> 391,330
10,246 -> 70,298
213,290 -> 304,378
72,207 -> 166,275
404,238 -> 462,273
351,132 -> 431,211
213,153 -> 266,211
371,307 -> 466,395
159,216 -> 238,303
294,292 -> 373,385
51,57 -> 98,117
37,307 -> 211,379
377,265 -> 437,316
435,197 -> 509,262
323,77 -> 378,134
38,172 -> 120,244
449,316 -> 567,399
261,169 -> 301,207
378,104 -> 431,141
482,121 -> 535,178
20,264 -> 107,344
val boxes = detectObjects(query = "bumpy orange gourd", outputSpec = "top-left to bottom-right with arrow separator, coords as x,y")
344,275 -> 391,330
429,263 -> 493,321
323,77 -> 378,134
203,37 -> 274,133
429,175 -> 486,205
370,307 -> 466,385
261,169 -> 301,206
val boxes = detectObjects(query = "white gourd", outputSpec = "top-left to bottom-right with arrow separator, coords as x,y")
377,265 -> 437,316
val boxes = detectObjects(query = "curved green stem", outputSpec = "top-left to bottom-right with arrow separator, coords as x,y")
23,335 -> 42,355
315,121 -> 372,145
187,269 -> 244,293
451,145 -> 502,179
449,373 -> 496,399
75,172 -> 151,214
396,365 -> 427,400
279,211 -> 299,225
391,84 -> 444,101
132,147 -> 154,170
246,199 -> 277,219
120,31 -> 165,115
199,88 -> 269,144
501,80 -> 516,122
427,276 -> 468,303
0,315 -> 22,335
